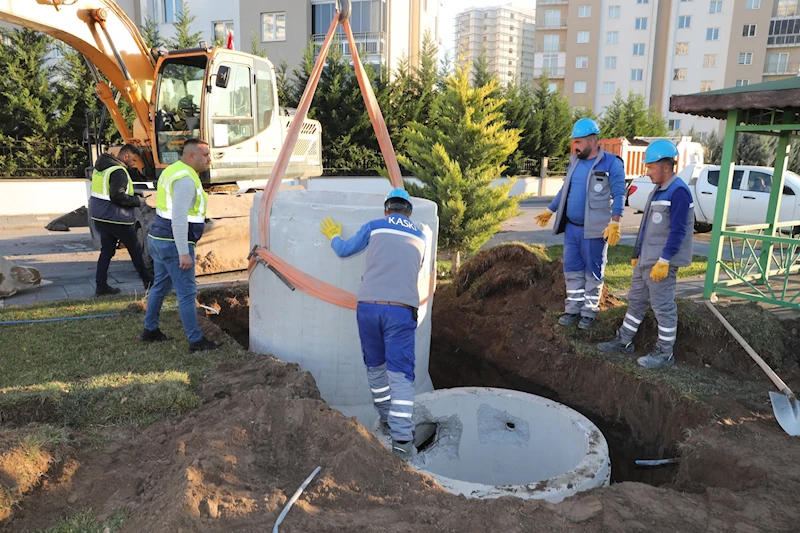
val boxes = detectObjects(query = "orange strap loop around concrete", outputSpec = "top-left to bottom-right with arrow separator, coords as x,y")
248,10 -> 433,310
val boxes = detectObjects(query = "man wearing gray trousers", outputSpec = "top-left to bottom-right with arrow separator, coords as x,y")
597,140 -> 694,368
534,118 -> 626,330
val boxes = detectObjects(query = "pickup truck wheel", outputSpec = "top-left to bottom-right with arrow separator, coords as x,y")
694,217 -> 712,234
136,223 -> 155,279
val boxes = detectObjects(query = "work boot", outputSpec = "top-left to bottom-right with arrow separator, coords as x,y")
139,328 -> 170,343
379,418 -> 391,437
578,316 -> 596,330
392,439 -> 416,460
95,284 -> 121,296
189,337 -> 222,354
558,313 -> 580,326
597,334 -> 635,354
637,345 -> 675,369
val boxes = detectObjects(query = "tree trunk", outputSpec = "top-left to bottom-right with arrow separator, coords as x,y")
450,251 -> 461,276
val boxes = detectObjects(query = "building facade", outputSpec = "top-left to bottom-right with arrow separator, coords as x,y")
455,4 -> 536,86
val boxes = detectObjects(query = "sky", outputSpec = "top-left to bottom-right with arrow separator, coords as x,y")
437,1 -> 529,57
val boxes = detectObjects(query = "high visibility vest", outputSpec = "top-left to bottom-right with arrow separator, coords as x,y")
155,161 -> 208,223
89,165 -> 135,224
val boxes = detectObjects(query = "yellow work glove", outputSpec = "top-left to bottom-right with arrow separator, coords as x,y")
319,217 -> 342,240
603,221 -> 621,246
650,258 -> 670,282
631,258 -> 638,267
534,209 -> 554,228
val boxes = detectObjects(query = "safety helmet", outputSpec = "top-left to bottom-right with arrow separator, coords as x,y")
570,118 -> 601,139
644,139 -> 680,164
384,187 -> 413,213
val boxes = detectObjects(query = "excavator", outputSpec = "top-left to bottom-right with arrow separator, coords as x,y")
0,0 -> 324,274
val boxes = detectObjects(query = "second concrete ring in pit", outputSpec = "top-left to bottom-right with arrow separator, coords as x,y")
376,387 -> 610,503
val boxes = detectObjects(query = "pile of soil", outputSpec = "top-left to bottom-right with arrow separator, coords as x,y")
4,244 -> 800,532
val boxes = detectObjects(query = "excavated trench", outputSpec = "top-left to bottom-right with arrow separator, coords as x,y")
198,279 -> 708,490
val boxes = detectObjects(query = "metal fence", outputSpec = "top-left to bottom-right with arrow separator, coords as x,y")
0,139 -> 87,178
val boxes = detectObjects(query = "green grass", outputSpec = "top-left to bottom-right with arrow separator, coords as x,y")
0,294 -> 249,428
36,510 -> 126,533
545,244 -> 709,292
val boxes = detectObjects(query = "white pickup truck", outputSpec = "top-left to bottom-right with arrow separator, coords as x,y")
626,164 -> 800,233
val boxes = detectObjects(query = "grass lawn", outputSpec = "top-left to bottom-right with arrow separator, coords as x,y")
0,294 -> 249,428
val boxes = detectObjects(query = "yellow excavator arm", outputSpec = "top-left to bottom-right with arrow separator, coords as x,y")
0,0 -> 156,146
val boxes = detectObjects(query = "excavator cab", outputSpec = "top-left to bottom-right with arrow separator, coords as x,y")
152,49 -> 322,185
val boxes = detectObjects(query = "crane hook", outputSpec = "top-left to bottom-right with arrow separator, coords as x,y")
336,0 -> 351,23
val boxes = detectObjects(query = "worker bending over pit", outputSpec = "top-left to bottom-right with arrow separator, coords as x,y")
597,140 -> 694,369
534,118 -> 626,330
319,189 -> 426,460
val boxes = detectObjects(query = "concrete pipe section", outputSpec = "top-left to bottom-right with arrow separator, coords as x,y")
398,387 -> 611,503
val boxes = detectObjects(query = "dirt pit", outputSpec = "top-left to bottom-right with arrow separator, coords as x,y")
4,244 -> 800,533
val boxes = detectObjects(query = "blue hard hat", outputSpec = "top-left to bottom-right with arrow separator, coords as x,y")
644,139 -> 680,164
570,118 -> 601,139
385,187 -> 413,212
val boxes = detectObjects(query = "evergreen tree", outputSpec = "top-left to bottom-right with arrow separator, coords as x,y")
414,31 -> 440,126
472,48 -> 497,93
166,1 -> 204,50
290,41 -> 317,109
501,79 -> 535,175
140,15 -> 163,49
736,133 -> 773,166
600,91 -> 667,139
250,32 -> 266,57
788,141 -> 800,174
529,73 -> 572,161
398,64 -> 521,271
275,57 -> 292,108
438,49 -> 454,92
703,129 -> 723,165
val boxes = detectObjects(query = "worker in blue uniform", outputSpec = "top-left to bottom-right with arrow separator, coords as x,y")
319,188 -> 426,460
534,118 -> 627,329
597,140 -> 694,368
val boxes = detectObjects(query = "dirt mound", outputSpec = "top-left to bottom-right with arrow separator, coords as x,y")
198,286 -> 250,348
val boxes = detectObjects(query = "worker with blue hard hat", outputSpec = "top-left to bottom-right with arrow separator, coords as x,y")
533,118 -> 627,330
319,187 -> 426,460
598,140 -> 694,368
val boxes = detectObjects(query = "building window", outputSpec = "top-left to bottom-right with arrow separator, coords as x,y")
574,81 -> 587,94
767,52 -> 789,74
746,0 -> 760,8
678,16 -> 691,29
673,68 -> 686,80
544,34 -> 560,52
261,12 -> 286,42
700,81 -> 714,92
703,54 -> 717,67
603,82 -> 615,94
548,82 -> 558,93
743,24 -> 756,37
608,6 -> 620,18
709,1 -> 722,13
163,0 -> 182,24
576,56 -> 589,68
633,43 -> 645,56
577,31 -> 590,43
544,10 -> 561,28
631,69 -> 644,81
706,27 -> 720,40
509,36 -> 514,42
542,53 -> 559,70
637,0 -> 649,3
736,79 -> 750,86
578,5 -> 591,17
635,17 -> 647,30
606,31 -> 619,44
213,21 -> 234,44
738,52 -> 753,64
668,119 -> 681,131
676,42 -> 689,54
605,56 -> 617,69
777,0 -> 799,16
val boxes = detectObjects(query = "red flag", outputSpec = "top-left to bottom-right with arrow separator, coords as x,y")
226,30 -> 234,50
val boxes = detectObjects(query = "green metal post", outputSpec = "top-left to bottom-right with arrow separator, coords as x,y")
703,109 -> 739,299
757,124 -> 792,281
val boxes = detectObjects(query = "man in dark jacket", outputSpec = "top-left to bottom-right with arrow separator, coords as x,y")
88,144 -> 152,296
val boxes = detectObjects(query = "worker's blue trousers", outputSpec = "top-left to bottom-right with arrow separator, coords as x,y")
356,302 -> 417,442
563,222 -> 608,318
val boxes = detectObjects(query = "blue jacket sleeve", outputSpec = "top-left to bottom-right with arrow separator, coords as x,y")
331,221 -> 372,258
662,188 -> 691,261
547,188 -> 563,213
610,158 -> 626,217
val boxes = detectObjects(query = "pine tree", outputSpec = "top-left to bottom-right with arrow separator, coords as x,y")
438,49 -> 454,92
471,49 -> 499,98
275,58 -> 292,108
140,15 -> 163,49
601,91 -> 667,139
501,79 -> 535,175
704,129 -> 723,165
398,64 -> 521,271
736,133 -> 773,166
291,41 -> 317,109
529,73 -> 572,162
250,32 -> 266,57
166,1 -> 204,50
414,31 -> 440,126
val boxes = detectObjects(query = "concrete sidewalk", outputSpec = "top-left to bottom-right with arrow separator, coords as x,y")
0,214 -> 61,231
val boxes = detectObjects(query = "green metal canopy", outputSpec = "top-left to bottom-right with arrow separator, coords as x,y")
669,81 -> 800,310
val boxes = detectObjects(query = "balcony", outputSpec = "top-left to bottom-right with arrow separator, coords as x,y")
311,31 -> 386,60
767,34 -> 800,47
533,66 -> 565,78
540,0 -> 569,4
534,42 -> 567,52
763,62 -> 800,76
537,20 -> 568,30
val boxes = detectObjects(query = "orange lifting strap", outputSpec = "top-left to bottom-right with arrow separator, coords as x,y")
248,4 -> 434,310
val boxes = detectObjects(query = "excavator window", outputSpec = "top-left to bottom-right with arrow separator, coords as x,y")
210,63 -> 255,147
154,56 -> 207,164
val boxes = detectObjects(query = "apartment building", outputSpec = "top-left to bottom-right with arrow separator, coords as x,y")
455,4 -> 536,86
132,0 -> 439,74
